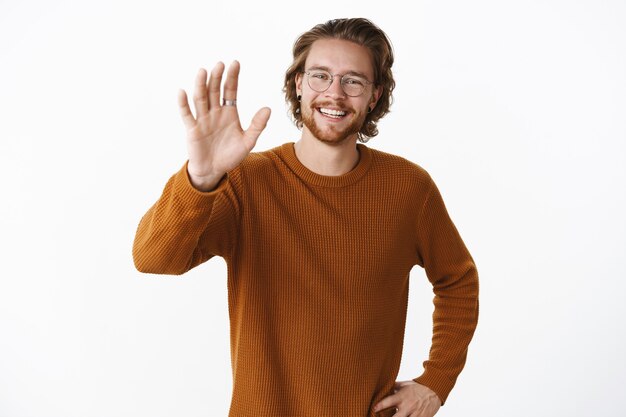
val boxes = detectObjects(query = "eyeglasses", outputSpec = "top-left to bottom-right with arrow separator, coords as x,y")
303,69 -> 374,97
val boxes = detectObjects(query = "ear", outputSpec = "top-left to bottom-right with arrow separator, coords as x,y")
371,85 -> 383,107
295,72 -> 303,96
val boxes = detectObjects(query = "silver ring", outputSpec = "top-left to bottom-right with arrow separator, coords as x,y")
222,99 -> 237,106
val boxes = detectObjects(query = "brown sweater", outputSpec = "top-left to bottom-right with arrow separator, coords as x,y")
133,142 -> 479,417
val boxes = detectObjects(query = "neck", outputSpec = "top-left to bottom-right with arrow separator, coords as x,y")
294,132 -> 360,176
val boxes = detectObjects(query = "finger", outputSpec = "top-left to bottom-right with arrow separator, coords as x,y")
207,61 -> 225,109
178,89 -> 196,129
373,394 -> 400,415
192,68 -> 209,117
242,107 -> 271,149
223,60 -> 240,101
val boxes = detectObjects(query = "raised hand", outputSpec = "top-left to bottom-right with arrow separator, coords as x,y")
178,61 -> 271,191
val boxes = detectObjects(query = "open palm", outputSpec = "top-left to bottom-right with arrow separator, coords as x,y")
178,61 -> 271,191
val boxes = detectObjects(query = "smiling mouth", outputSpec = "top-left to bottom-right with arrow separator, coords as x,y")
318,107 -> 348,119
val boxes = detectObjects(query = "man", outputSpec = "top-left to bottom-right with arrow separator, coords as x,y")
133,18 -> 478,417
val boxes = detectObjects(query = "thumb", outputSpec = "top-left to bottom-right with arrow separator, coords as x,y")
243,107 -> 271,148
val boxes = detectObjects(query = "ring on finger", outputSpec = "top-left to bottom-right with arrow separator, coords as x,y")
222,99 -> 237,106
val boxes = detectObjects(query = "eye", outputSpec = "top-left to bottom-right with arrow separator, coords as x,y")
343,77 -> 365,86
311,71 -> 330,80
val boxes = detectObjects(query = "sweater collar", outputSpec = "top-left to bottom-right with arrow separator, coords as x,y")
277,142 -> 372,188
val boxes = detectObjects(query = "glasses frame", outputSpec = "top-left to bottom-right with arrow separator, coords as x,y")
303,69 -> 374,97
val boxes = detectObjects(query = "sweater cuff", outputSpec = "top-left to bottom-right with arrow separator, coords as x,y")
172,161 -> 229,209
413,367 -> 455,406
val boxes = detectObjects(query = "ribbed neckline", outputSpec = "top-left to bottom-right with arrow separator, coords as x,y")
275,142 -> 373,188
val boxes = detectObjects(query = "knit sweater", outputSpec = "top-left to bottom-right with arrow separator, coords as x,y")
133,142 -> 479,417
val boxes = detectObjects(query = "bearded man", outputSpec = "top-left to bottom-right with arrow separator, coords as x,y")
133,17 -> 479,417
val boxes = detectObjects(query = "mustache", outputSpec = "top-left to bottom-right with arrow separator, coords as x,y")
310,101 -> 353,112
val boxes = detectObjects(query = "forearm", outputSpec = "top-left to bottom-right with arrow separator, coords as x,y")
132,162 -> 224,275
414,260 -> 479,404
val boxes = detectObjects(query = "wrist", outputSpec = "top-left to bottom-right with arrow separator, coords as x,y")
186,164 -> 224,192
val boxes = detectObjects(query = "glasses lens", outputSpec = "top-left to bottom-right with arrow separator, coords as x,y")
307,71 -> 332,92
341,75 -> 367,97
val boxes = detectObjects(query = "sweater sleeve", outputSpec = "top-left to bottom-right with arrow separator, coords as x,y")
412,176 -> 479,405
132,161 -> 240,275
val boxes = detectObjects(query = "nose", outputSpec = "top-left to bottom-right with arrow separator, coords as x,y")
325,75 -> 347,99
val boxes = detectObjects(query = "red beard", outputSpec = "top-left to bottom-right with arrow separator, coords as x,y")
301,101 -> 367,145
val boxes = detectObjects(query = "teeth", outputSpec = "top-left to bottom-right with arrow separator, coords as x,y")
319,108 -> 346,117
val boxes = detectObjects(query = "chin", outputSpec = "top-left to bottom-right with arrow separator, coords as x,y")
316,133 -> 354,145
305,125 -> 356,145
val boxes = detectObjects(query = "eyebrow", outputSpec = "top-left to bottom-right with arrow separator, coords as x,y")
306,65 -> 370,79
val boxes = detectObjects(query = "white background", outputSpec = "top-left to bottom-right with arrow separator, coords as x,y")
1,0 -> 625,416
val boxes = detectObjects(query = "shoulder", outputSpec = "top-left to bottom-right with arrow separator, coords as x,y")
230,144 -> 283,174
226,144 -> 288,192
366,146 -> 433,188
